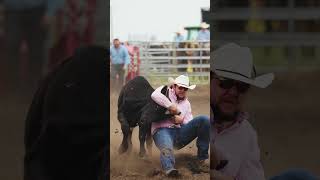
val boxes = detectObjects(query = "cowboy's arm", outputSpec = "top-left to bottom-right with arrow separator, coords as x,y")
237,131 -> 265,180
151,85 -> 173,108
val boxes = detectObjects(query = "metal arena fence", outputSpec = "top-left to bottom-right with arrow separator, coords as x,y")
128,41 -> 210,85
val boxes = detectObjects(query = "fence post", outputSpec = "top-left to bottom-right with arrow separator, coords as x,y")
172,42 -> 178,74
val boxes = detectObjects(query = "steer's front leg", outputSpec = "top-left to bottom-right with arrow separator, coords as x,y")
138,121 -> 147,158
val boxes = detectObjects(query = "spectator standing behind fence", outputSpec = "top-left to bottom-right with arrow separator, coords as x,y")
197,22 -> 210,58
110,38 -> 130,90
197,22 -> 210,41
3,0 -> 63,96
174,30 -> 185,48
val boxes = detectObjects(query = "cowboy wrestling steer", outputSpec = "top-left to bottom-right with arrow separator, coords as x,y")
117,76 -> 179,157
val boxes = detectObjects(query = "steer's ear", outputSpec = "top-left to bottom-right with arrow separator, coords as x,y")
160,85 -> 168,95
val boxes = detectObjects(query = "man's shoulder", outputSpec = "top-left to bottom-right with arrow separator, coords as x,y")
185,98 -> 191,105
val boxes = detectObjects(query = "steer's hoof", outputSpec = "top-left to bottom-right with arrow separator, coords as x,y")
139,153 -> 152,163
138,151 -> 146,157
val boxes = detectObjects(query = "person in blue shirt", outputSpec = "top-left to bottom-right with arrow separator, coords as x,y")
197,22 -> 210,57
197,22 -> 210,41
173,30 -> 185,48
110,38 -> 130,90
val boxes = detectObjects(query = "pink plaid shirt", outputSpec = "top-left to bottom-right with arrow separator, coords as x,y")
211,109 -> 265,180
151,86 -> 193,135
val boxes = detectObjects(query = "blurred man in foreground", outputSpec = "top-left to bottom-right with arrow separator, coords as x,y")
210,43 -> 274,180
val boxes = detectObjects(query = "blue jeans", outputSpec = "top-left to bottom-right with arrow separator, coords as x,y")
270,169 -> 318,180
153,115 -> 210,171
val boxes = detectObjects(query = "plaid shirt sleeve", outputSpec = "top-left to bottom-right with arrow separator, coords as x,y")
151,85 -> 173,108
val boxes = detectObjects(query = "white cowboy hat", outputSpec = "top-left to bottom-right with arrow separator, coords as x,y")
175,28 -> 185,34
168,75 -> 196,90
210,43 -> 274,88
200,22 -> 210,29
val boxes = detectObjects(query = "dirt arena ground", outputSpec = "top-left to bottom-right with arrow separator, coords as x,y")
110,85 -> 210,180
